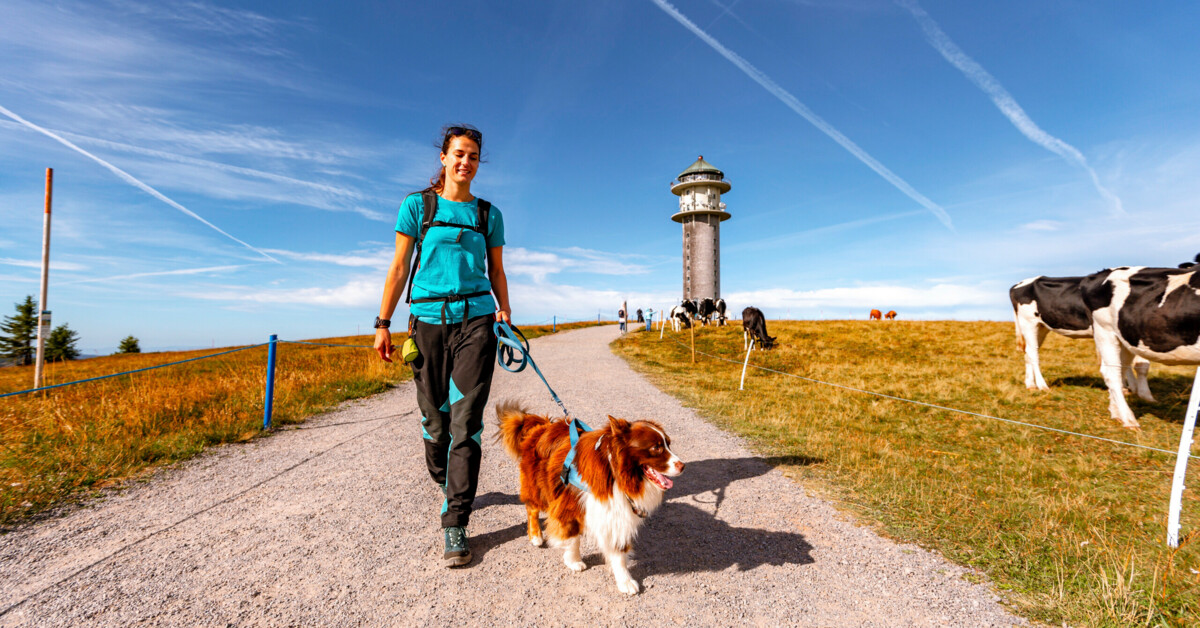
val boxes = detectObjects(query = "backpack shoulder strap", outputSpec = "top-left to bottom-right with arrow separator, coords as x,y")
420,189 -> 439,237
476,198 -> 491,238
405,189 -> 439,304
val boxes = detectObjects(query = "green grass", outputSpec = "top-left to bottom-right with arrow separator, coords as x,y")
614,320 -> 1200,627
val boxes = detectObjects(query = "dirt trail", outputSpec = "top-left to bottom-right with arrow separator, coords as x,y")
0,325 -> 1024,626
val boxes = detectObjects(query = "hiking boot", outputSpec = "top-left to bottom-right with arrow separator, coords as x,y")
443,526 -> 471,567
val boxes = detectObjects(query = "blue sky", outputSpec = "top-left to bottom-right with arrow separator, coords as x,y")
1,0 -> 1197,353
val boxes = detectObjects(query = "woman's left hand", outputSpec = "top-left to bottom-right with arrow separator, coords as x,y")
495,308 -> 511,324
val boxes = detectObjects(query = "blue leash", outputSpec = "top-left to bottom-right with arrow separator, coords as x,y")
494,321 -> 591,491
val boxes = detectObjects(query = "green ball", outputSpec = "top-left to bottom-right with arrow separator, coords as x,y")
401,338 -> 419,363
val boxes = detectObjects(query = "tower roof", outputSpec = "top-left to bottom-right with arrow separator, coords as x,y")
677,155 -> 724,179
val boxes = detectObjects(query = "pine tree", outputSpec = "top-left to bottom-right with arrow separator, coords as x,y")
0,296 -> 38,366
117,335 -> 141,354
44,324 -> 80,362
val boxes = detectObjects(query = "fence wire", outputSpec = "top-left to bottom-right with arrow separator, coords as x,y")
664,335 -> 1199,461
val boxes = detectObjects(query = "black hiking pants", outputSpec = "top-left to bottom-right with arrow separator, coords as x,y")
409,313 -> 497,528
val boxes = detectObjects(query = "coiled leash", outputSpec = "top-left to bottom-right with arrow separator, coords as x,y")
494,320 -> 592,491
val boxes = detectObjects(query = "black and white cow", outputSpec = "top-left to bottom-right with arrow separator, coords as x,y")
714,298 -> 727,326
697,298 -> 717,325
1081,264 -> 1200,428
669,303 -> 693,332
742,306 -> 775,350
1010,275 -> 1152,398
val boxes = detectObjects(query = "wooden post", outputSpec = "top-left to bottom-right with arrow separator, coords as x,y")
33,168 -> 52,390
690,322 -> 695,364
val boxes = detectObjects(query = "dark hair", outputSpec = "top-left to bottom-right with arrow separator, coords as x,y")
429,124 -> 484,193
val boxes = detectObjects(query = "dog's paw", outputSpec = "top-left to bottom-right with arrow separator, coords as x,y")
615,578 -> 640,595
564,559 -> 586,572
529,533 -> 545,547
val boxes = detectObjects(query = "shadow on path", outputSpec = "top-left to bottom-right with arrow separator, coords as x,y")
637,502 -> 814,576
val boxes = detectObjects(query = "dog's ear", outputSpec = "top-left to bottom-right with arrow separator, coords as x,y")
607,415 -> 631,435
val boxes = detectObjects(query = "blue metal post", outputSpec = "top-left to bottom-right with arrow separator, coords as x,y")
552,316 -> 556,333
263,334 -> 278,429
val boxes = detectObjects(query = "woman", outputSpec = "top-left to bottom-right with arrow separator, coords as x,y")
374,124 -> 511,568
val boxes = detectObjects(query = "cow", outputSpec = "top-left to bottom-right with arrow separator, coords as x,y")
669,304 -> 693,332
697,298 -> 717,325
869,309 -> 882,321
1011,275 -> 1153,399
1080,264 -> 1200,428
742,306 -> 775,350
885,310 -> 897,320
714,298 -> 727,326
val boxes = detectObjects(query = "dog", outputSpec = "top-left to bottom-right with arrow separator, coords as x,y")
495,402 -> 684,595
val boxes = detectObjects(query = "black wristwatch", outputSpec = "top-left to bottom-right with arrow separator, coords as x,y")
374,316 -> 391,329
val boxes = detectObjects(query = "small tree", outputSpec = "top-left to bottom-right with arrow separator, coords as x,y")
117,335 -> 141,354
44,324 -> 81,362
0,295 -> 38,366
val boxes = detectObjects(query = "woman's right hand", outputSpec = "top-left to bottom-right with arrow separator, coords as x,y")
374,328 -> 395,363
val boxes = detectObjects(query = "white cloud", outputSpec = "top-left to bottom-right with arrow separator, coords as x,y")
194,278 -> 382,307
505,246 -> 656,282
1018,220 -> 1062,232
0,258 -> 89,271
61,264 -> 249,285
262,248 -> 393,268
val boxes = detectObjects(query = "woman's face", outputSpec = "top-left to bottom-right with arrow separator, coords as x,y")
440,135 -> 480,186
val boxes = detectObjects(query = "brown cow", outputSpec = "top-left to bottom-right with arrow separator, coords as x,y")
885,310 -> 897,320
869,309 -> 882,320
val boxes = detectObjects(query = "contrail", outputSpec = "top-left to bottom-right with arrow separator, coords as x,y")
61,265 -> 251,285
0,104 -> 281,263
649,0 -> 953,230
895,0 -> 1124,216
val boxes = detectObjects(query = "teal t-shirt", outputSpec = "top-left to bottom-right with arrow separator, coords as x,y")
396,193 -> 505,324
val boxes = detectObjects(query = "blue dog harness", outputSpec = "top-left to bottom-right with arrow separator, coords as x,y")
494,321 -> 591,492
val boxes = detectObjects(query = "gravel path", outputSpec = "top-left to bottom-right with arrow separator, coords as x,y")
0,325 -> 1025,627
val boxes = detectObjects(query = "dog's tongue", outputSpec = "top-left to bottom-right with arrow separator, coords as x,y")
644,466 -> 673,490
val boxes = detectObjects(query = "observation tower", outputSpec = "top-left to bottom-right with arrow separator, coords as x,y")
671,156 -> 731,302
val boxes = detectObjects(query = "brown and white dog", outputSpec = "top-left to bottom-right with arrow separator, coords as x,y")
495,402 -> 684,595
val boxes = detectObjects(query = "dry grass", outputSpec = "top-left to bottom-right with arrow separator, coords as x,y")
0,321 -> 598,528
615,320 -> 1200,627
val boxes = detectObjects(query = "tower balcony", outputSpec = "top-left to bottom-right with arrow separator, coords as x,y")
670,175 -> 731,196
672,205 -> 731,223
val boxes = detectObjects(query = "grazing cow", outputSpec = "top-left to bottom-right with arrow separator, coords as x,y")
1180,253 -> 1200,269
1010,275 -> 1153,397
1080,264 -> 1200,428
742,306 -> 776,350
668,304 -> 692,332
885,310 -> 897,320
869,309 -> 882,321
697,298 -> 717,325
714,298 -> 727,326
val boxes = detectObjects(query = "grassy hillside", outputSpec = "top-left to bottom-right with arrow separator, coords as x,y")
614,320 -> 1199,627
0,321 -> 598,528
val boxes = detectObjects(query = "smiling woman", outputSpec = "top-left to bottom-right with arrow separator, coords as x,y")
373,123 -> 511,569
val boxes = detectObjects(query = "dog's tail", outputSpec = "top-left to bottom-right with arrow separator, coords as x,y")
494,400 -> 548,461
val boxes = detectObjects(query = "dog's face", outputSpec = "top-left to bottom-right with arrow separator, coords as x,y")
611,417 -> 685,490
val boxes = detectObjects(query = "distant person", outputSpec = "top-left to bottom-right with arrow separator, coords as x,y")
636,308 -> 644,323
618,308 -> 627,333
374,124 -> 511,569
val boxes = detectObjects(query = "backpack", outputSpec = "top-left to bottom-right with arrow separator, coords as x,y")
404,188 -> 491,304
